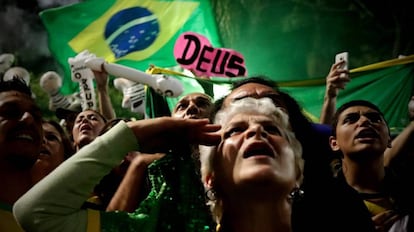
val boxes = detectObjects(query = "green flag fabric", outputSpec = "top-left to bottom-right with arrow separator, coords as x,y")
40,0 -> 222,95
277,55 -> 414,134
40,0 -> 414,133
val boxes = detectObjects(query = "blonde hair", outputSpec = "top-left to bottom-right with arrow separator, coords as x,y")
199,97 -> 304,226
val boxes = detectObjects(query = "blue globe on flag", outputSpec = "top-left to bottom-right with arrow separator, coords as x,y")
105,7 -> 159,58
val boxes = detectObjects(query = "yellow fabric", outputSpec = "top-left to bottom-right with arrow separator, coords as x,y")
0,207 -> 25,232
364,200 -> 387,216
277,54 -> 414,87
146,65 -> 194,78
87,209 -> 101,232
351,54 -> 414,73
68,1 -> 198,63
87,195 -> 103,205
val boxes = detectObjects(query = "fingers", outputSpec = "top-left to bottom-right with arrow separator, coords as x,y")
325,62 -> 350,98
93,70 -> 109,88
372,210 -> 401,232
127,117 -> 221,153
329,69 -> 349,81
332,60 -> 346,70
331,82 -> 347,89
170,120 -> 221,146
138,153 -> 166,166
190,127 -> 221,146
327,64 -> 350,85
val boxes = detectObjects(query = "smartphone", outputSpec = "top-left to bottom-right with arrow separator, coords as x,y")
335,52 -> 348,70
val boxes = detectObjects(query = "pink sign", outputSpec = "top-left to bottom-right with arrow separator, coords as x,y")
174,32 -> 247,78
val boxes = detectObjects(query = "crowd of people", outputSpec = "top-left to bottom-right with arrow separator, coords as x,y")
1,57 -> 413,232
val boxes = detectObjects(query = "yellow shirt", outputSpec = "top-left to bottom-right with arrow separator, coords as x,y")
87,209 -> 101,232
0,202 -> 100,232
0,202 -> 24,232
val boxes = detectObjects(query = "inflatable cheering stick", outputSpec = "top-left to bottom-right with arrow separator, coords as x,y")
0,53 -> 15,75
3,66 -> 31,86
4,66 -> 36,98
85,58 -> 184,97
39,71 -> 72,111
113,77 -> 146,114
68,50 -> 97,110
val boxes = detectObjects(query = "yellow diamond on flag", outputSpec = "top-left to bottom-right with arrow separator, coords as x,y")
69,0 -> 198,63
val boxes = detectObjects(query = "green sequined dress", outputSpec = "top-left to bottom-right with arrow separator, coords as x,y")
101,150 -> 215,232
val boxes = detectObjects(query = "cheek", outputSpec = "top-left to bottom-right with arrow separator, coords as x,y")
0,119 -> 13,131
172,111 -> 184,118
216,138 -> 242,172
49,142 -> 65,160
336,134 -> 349,146
72,131 -> 79,141
48,142 -> 62,155
268,136 -> 288,152
56,143 -> 65,156
281,148 -> 297,171
0,121 -> 9,140
380,129 -> 391,142
214,150 -> 236,189
72,124 -> 80,136
335,128 -> 352,144
199,108 -> 209,116
93,123 -> 106,134
221,138 -> 241,160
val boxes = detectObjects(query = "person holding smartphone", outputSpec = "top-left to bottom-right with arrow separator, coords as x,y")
320,52 -> 350,125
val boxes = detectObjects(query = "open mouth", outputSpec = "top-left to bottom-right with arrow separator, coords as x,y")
355,128 -> 378,139
243,143 -> 274,158
11,129 -> 37,143
186,115 -> 200,119
14,134 -> 34,141
79,124 -> 92,132
39,148 -> 51,156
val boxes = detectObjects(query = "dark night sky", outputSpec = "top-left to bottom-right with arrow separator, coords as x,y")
0,0 -> 79,73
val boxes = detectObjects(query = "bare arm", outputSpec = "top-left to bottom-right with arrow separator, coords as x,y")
94,70 -> 116,120
384,121 -> 414,167
106,152 -> 165,212
320,61 -> 350,125
13,118 -> 220,232
105,118 -> 221,212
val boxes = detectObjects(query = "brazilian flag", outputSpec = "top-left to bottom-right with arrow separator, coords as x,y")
40,0 -> 222,96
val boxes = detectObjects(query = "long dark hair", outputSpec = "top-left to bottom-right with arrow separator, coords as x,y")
43,119 -> 75,160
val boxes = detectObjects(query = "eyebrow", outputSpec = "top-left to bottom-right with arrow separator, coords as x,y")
344,111 -> 381,116
232,92 -> 280,100
77,113 -> 100,119
44,131 -> 62,141
195,97 -> 212,103
341,111 -> 384,122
